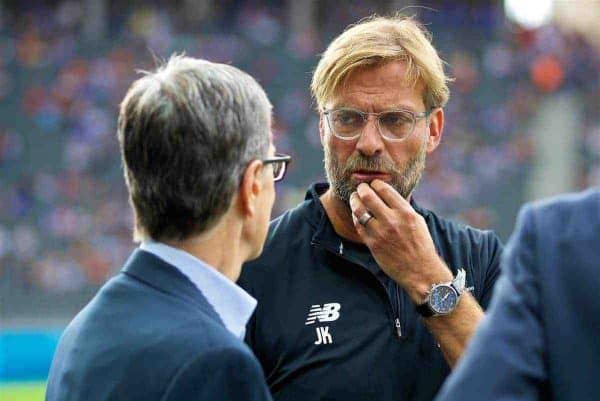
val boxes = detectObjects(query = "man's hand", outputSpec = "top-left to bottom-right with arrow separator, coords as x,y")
349,179 -> 452,304
349,179 -> 486,366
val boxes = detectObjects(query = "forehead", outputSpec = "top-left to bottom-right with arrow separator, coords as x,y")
328,60 -> 425,112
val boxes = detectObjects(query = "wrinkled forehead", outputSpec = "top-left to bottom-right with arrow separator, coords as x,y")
326,62 -> 426,112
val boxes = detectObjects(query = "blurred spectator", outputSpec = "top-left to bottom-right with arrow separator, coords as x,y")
0,1 -> 598,312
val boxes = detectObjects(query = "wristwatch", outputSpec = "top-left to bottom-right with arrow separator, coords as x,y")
416,269 -> 467,318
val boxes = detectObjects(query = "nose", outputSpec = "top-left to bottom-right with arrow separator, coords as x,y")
355,115 -> 384,157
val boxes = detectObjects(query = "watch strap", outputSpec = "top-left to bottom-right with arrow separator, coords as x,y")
415,302 -> 435,317
452,268 -> 467,294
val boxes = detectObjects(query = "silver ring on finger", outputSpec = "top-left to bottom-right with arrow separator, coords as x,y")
358,211 -> 374,226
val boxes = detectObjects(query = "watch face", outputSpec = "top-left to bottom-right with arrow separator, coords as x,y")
429,285 -> 458,315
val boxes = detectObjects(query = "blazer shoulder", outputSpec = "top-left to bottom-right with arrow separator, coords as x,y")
528,188 -> 600,216
525,188 -> 600,242
162,344 -> 271,401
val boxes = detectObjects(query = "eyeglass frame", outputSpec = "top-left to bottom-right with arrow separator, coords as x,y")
261,153 -> 291,182
322,107 -> 436,142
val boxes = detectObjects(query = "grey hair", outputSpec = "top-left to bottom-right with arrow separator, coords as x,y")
118,54 -> 272,242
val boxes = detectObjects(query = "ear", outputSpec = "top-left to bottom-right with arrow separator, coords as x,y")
426,108 -> 444,153
238,159 -> 264,218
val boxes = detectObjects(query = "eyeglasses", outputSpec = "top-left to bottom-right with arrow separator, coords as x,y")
262,153 -> 291,182
322,107 -> 433,141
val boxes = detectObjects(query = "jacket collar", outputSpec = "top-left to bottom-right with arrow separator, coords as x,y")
121,249 -> 222,324
139,241 -> 256,338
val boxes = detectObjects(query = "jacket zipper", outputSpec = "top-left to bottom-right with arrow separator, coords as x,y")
394,284 -> 405,339
311,239 -> 405,340
394,318 -> 402,338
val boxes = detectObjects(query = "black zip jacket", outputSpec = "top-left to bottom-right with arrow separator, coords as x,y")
239,183 -> 503,401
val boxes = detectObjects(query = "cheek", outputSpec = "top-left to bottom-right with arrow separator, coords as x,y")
389,136 -> 426,163
269,188 -> 276,211
268,184 -> 276,215
327,137 -> 356,161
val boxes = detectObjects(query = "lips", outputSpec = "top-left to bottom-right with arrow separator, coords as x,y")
350,170 -> 391,181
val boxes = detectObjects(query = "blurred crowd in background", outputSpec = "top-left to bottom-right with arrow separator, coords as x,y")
1,0 -> 599,318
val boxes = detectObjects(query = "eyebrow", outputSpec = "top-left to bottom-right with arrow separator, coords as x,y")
329,103 -> 419,112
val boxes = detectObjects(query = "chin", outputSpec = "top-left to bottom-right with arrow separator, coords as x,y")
245,240 -> 265,262
231,267 -> 243,283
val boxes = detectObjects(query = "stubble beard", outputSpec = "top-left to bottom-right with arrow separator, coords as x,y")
323,140 -> 427,206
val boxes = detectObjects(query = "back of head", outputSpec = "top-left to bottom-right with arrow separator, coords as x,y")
311,14 -> 451,111
117,55 -> 272,242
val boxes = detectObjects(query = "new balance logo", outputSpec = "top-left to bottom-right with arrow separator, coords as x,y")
305,303 -> 341,325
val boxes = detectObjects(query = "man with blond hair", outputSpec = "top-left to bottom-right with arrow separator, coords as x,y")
238,15 -> 503,401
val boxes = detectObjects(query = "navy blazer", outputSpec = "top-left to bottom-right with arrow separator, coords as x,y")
436,188 -> 600,401
46,249 -> 272,401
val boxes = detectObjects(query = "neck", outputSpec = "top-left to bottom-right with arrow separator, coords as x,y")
163,215 -> 245,282
320,189 -> 363,243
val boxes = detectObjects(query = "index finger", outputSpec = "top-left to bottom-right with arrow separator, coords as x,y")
370,179 -> 411,211
356,182 -> 390,220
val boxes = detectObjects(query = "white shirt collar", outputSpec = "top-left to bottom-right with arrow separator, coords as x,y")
139,241 -> 257,338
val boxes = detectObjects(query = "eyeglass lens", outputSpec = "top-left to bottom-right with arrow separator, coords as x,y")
272,161 -> 285,181
330,109 -> 416,140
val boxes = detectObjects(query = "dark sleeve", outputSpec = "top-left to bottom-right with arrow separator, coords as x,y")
435,206 -> 548,401
163,346 -> 273,401
478,231 -> 504,309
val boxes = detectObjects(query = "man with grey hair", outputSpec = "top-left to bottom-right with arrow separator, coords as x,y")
45,55 -> 290,401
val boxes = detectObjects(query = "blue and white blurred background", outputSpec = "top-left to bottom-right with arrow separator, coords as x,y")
1,0 -> 599,399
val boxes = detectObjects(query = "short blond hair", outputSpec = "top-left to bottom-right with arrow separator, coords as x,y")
311,14 -> 451,111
